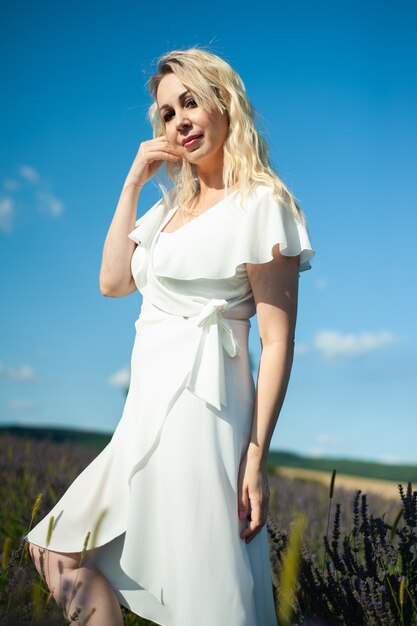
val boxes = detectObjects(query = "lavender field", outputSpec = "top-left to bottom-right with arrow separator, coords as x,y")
0,433 -> 416,625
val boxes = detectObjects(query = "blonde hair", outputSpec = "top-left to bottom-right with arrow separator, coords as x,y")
147,47 -> 306,223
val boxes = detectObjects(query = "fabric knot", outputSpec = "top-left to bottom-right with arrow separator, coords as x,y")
185,299 -> 241,410
194,298 -> 228,327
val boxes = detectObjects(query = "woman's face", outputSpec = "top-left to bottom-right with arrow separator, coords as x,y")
156,73 -> 229,172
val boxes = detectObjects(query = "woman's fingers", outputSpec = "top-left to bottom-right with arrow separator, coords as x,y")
240,504 -> 268,544
146,150 -> 181,163
141,137 -> 181,159
237,454 -> 271,543
239,488 -> 269,544
139,143 -> 181,161
126,139 -> 182,188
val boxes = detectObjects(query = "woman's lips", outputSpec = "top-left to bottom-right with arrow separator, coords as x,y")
182,134 -> 203,148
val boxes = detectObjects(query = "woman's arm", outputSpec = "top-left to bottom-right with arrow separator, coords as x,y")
237,245 -> 300,543
99,137 -> 182,298
99,180 -> 142,297
247,247 -> 300,464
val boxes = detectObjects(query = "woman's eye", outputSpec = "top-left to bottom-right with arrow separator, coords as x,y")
162,98 -> 196,123
163,111 -> 174,123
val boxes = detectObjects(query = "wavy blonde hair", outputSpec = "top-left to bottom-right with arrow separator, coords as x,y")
147,47 -> 306,224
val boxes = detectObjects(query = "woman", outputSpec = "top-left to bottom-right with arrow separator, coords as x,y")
25,48 -> 314,626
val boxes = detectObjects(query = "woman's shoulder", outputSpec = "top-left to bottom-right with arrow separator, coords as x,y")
242,182 -> 273,202
243,182 -> 293,207
240,183 -> 294,217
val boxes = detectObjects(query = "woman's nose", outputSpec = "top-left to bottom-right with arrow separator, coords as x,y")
176,111 -> 191,131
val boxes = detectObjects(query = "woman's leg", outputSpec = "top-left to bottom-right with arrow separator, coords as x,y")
27,542 -> 124,626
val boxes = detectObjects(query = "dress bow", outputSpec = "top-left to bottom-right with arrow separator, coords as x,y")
185,299 -> 241,410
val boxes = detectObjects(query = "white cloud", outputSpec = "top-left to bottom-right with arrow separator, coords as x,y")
8,398 -> 36,410
0,197 -> 14,232
19,165 -> 40,184
36,190 -> 64,217
0,361 -> 36,381
108,367 -> 130,387
3,179 -> 19,191
315,277 -> 329,290
316,432 -> 343,446
0,165 -> 64,231
309,432 -> 347,457
313,329 -> 397,361
378,454 -> 402,465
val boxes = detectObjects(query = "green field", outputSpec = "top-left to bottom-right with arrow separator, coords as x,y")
1,430 -> 415,625
2,424 -> 416,483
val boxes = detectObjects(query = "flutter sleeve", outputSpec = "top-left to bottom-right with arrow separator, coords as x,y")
127,198 -> 165,245
127,197 -> 168,290
150,185 -> 314,282
237,185 -> 314,273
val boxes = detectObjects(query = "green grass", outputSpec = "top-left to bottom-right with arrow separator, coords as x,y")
2,425 -> 416,483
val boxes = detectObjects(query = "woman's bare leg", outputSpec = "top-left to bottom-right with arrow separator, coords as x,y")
27,542 -> 124,625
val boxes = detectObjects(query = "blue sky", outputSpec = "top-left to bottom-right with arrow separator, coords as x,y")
1,0 -> 416,464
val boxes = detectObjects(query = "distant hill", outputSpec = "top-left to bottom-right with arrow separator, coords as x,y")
1,425 -> 416,483
267,449 -> 417,483
0,425 -> 111,449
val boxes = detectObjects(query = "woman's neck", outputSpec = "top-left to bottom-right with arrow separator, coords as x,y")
196,173 -> 224,193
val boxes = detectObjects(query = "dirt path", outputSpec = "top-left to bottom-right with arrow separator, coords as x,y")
274,466 -> 402,501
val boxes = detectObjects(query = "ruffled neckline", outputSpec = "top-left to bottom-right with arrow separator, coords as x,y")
159,189 -> 240,236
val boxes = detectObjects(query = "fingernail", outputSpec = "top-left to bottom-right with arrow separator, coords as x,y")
239,511 -> 245,519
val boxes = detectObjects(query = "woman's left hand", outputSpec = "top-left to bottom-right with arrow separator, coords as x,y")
237,453 -> 270,544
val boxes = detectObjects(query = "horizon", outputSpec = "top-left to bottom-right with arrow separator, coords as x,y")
1,423 -> 416,469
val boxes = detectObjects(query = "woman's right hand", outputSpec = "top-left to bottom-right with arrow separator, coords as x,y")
125,136 -> 182,189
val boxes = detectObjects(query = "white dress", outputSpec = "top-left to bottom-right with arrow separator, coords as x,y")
25,183 -> 314,626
